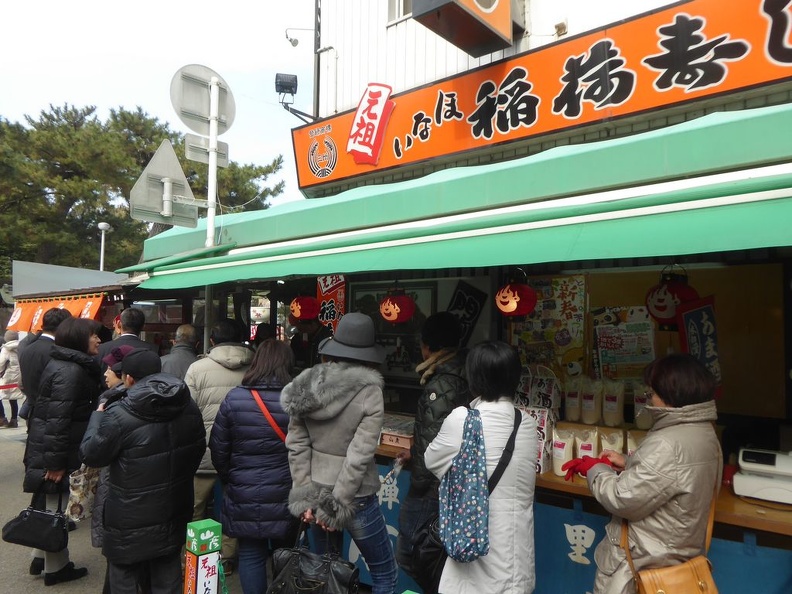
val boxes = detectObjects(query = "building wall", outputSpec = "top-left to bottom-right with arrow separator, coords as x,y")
311,0 -> 792,197
316,0 -> 674,117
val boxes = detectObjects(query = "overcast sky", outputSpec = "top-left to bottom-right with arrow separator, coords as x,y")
0,0 -> 316,205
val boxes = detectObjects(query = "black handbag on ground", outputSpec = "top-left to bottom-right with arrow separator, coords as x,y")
267,523 -> 360,594
2,485 -> 69,553
409,408 -> 522,593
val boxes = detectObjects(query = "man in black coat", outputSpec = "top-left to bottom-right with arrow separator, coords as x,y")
80,349 -> 206,594
97,308 -> 158,387
17,308 -> 73,422
97,308 -> 158,359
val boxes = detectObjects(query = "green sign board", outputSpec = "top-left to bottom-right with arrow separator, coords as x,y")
185,518 -> 222,555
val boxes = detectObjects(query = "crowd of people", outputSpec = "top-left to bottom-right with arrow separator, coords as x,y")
1,303 -> 722,594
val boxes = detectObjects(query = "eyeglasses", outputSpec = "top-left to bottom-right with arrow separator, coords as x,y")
643,390 -> 655,399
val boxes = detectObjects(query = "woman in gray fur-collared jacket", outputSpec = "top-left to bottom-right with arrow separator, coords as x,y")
280,313 -> 398,594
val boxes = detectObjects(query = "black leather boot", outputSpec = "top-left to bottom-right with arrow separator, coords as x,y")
44,562 -> 88,586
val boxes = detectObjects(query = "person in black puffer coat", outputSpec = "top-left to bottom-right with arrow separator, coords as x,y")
210,339 -> 298,594
395,312 -> 471,592
79,349 -> 206,594
23,317 -> 103,586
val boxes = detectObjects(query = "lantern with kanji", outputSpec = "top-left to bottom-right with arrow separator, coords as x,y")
290,296 -> 320,322
495,282 -> 538,317
379,290 -> 416,324
645,268 -> 699,330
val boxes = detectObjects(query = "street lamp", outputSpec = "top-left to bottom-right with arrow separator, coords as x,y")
285,28 -> 314,47
98,222 -> 111,271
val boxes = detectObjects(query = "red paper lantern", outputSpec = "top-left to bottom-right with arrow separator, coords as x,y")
495,283 -> 538,316
645,271 -> 700,328
290,296 -> 320,321
379,292 -> 416,324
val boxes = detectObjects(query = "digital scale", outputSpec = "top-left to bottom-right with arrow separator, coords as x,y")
732,448 -> 792,505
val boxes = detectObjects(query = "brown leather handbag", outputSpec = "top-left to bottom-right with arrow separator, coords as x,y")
620,482 -> 719,594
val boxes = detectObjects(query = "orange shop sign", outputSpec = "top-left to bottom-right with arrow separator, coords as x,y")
293,0 -> 792,191
6,295 -> 104,333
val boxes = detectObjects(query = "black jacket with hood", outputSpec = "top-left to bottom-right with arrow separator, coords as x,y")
79,373 -> 206,564
24,345 -> 102,493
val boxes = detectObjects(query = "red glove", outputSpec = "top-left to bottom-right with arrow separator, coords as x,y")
561,455 -> 613,481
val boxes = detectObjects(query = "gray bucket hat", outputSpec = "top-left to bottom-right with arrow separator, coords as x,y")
318,313 -> 385,364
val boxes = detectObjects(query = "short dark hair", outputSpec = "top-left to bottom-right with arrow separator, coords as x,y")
120,308 -> 146,334
211,319 -> 241,345
421,312 -> 462,352
253,323 -> 276,347
643,353 -> 716,408
41,308 -> 73,333
242,339 -> 294,386
55,317 -> 101,353
465,341 -> 521,402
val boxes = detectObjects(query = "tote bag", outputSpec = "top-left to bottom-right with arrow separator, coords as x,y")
438,409 -> 490,563
67,464 -> 101,521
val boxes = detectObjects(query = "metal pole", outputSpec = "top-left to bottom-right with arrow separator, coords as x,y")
206,77 -> 220,249
99,229 -> 106,271
313,0 -> 321,118
203,284 -> 213,355
204,77 -> 220,353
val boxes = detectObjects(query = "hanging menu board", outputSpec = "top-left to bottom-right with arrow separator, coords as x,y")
677,296 -> 722,396
594,322 -> 656,379
509,275 -> 587,378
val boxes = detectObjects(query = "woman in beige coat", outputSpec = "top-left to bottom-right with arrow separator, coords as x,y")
580,353 -> 722,594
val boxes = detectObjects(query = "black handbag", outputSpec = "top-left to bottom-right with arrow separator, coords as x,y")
410,514 -> 446,594
267,523 -> 360,594
410,408 -> 522,592
2,486 -> 69,553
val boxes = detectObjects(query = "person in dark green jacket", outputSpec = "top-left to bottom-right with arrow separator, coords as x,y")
395,311 -> 471,589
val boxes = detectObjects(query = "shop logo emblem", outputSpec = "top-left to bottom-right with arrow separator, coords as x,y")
308,135 -> 338,179
474,0 -> 498,11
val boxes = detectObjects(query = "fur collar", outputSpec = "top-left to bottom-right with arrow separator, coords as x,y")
415,348 -> 458,386
281,361 -> 384,420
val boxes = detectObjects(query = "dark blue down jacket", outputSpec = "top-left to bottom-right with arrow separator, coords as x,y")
210,381 -> 295,540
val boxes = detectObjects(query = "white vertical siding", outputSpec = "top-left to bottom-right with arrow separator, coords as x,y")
318,0 -> 673,115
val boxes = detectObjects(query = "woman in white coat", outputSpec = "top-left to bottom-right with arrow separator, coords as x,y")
0,330 -> 24,428
425,341 -> 537,594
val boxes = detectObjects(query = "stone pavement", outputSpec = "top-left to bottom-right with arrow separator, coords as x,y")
0,424 -> 243,593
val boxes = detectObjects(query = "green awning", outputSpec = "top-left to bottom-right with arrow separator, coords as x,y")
115,243 -> 236,274
139,174 -> 792,289
138,102 -> 792,290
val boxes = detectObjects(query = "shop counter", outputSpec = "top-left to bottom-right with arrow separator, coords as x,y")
360,454 -> 792,593
536,471 -> 792,537
533,471 -> 792,594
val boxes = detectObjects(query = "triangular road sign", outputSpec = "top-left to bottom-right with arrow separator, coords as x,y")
130,139 -> 198,227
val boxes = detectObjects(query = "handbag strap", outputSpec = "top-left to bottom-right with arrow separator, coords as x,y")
30,482 -> 64,512
251,389 -> 286,442
620,479 -> 719,580
487,408 -> 521,494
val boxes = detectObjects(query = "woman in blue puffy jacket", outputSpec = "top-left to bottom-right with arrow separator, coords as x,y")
210,338 -> 298,594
